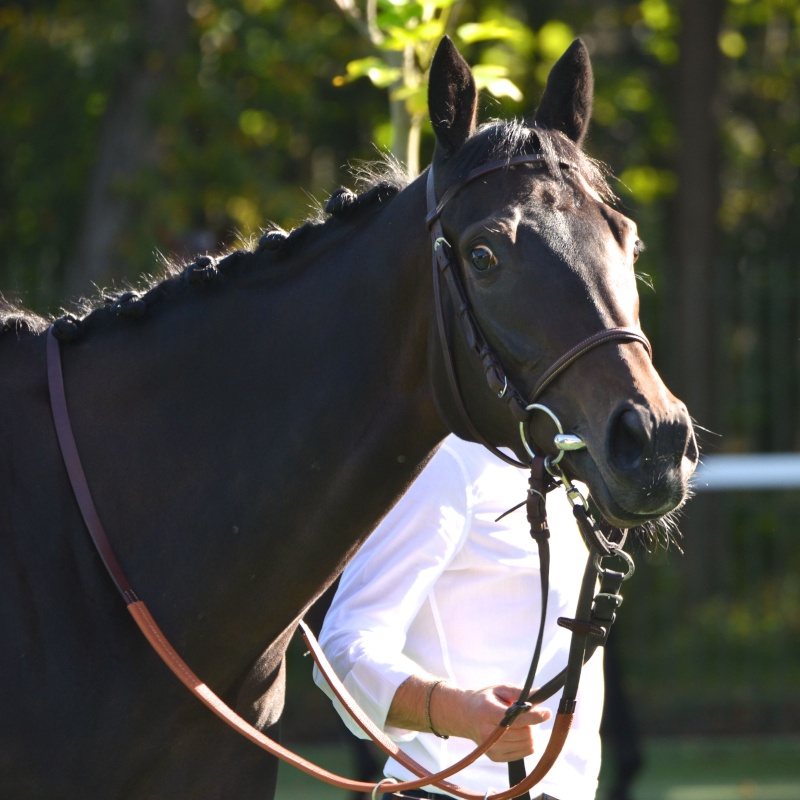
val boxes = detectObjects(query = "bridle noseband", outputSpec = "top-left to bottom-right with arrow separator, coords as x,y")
425,154 -> 652,469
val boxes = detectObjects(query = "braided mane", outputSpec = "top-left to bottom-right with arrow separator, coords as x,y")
1,122 -> 610,343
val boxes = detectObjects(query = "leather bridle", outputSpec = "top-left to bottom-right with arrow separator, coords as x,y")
425,153 -> 652,468
44,154 -> 644,799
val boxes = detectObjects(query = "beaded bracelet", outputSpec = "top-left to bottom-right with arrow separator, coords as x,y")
424,678 -> 450,739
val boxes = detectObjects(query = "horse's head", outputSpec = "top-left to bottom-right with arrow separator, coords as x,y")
425,37 -> 698,530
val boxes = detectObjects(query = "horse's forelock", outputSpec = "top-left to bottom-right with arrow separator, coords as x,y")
451,120 -> 615,205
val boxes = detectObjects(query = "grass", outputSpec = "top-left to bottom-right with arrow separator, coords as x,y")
274,736 -> 800,800
608,737 -> 800,800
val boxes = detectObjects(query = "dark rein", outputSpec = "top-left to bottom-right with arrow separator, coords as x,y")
45,154 -> 642,799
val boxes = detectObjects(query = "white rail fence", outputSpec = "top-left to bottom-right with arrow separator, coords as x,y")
691,453 -> 800,491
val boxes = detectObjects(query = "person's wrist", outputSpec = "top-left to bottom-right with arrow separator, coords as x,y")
425,678 -> 450,739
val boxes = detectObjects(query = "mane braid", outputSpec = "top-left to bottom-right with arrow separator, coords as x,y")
1,154 -> 411,343
0,295 -> 49,337
0,134 -> 608,343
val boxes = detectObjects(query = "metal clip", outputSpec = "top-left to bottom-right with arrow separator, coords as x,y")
497,374 -> 508,399
593,549 -> 635,581
594,591 -> 624,608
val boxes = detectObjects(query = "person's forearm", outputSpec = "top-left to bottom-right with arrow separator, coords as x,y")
386,675 -> 552,762
387,675 -> 498,740
386,674 -> 465,737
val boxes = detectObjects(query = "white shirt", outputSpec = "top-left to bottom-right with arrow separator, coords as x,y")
314,436 -> 604,799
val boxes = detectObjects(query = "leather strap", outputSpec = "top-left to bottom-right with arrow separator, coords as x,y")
46,325 -> 575,800
47,330 -> 138,604
528,328 -> 651,403
425,153 -> 550,227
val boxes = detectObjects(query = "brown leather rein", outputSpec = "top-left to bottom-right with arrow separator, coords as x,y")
44,154 -> 643,799
46,328 -> 580,800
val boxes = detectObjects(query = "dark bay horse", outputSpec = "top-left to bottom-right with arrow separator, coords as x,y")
0,38 -> 697,798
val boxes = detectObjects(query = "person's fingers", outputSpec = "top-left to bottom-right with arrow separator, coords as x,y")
485,735 -> 536,762
480,714 -> 540,761
508,704 -> 551,727
492,684 -> 522,705
490,685 -> 551,727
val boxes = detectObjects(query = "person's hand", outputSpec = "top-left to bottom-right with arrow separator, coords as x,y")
431,682 -> 551,762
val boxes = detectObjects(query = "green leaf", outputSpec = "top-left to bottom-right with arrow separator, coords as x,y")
472,66 -> 523,101
337,57 -> 401,88
484,78 -> 523,102
537,20 -> 575,61
457,21 -> 526,45
392,84 -> 428,116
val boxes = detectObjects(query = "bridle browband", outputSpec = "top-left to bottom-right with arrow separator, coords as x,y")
425,153 -> 652,468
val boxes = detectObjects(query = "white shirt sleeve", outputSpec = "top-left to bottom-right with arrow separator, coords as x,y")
313,445 -> 472,741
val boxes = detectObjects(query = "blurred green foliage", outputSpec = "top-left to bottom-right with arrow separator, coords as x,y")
4,1 -> 799,324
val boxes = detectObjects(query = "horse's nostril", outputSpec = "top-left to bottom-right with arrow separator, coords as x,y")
609,407 -> 652,472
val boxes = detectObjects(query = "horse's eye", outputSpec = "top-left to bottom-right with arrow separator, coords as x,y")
470,244 -> 498,271
633,239 -> 645,263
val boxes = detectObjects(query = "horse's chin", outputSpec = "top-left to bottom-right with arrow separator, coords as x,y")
563,452 -> 692,531
587,487 -> 682,530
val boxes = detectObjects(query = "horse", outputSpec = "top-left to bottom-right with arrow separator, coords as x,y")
0,37 -> 697,798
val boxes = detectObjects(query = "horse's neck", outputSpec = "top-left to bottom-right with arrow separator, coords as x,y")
63,175 -> 447,686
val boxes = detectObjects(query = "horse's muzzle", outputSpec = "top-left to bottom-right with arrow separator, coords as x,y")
596,400 -> 698,524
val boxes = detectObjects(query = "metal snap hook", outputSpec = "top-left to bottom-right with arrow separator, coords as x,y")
545,455 -> 590,509
593,548 -> 635,581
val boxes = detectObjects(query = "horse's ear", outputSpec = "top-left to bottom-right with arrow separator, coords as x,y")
428,36 -> 478,157
533,39 -> 593,146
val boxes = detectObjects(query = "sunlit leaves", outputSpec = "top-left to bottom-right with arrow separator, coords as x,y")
333,56 -> 401,87
471,64 -> 522,101
618,166 -> 677,204
635,0 -> 679,63
719,28 -> 748,57
457,19 -> 528,45
334,0 -> 536,172
536,19 -> 575,61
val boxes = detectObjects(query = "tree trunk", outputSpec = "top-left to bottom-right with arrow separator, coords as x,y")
667,0 -> 726,437
65,0 -> 190,300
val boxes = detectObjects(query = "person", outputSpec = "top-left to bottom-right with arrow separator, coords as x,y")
313,435 -> 604,800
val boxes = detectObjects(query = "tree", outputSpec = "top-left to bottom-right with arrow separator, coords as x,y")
65,0 -> 191,298
334,0 -> 533,176
667,0 -> 726,437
